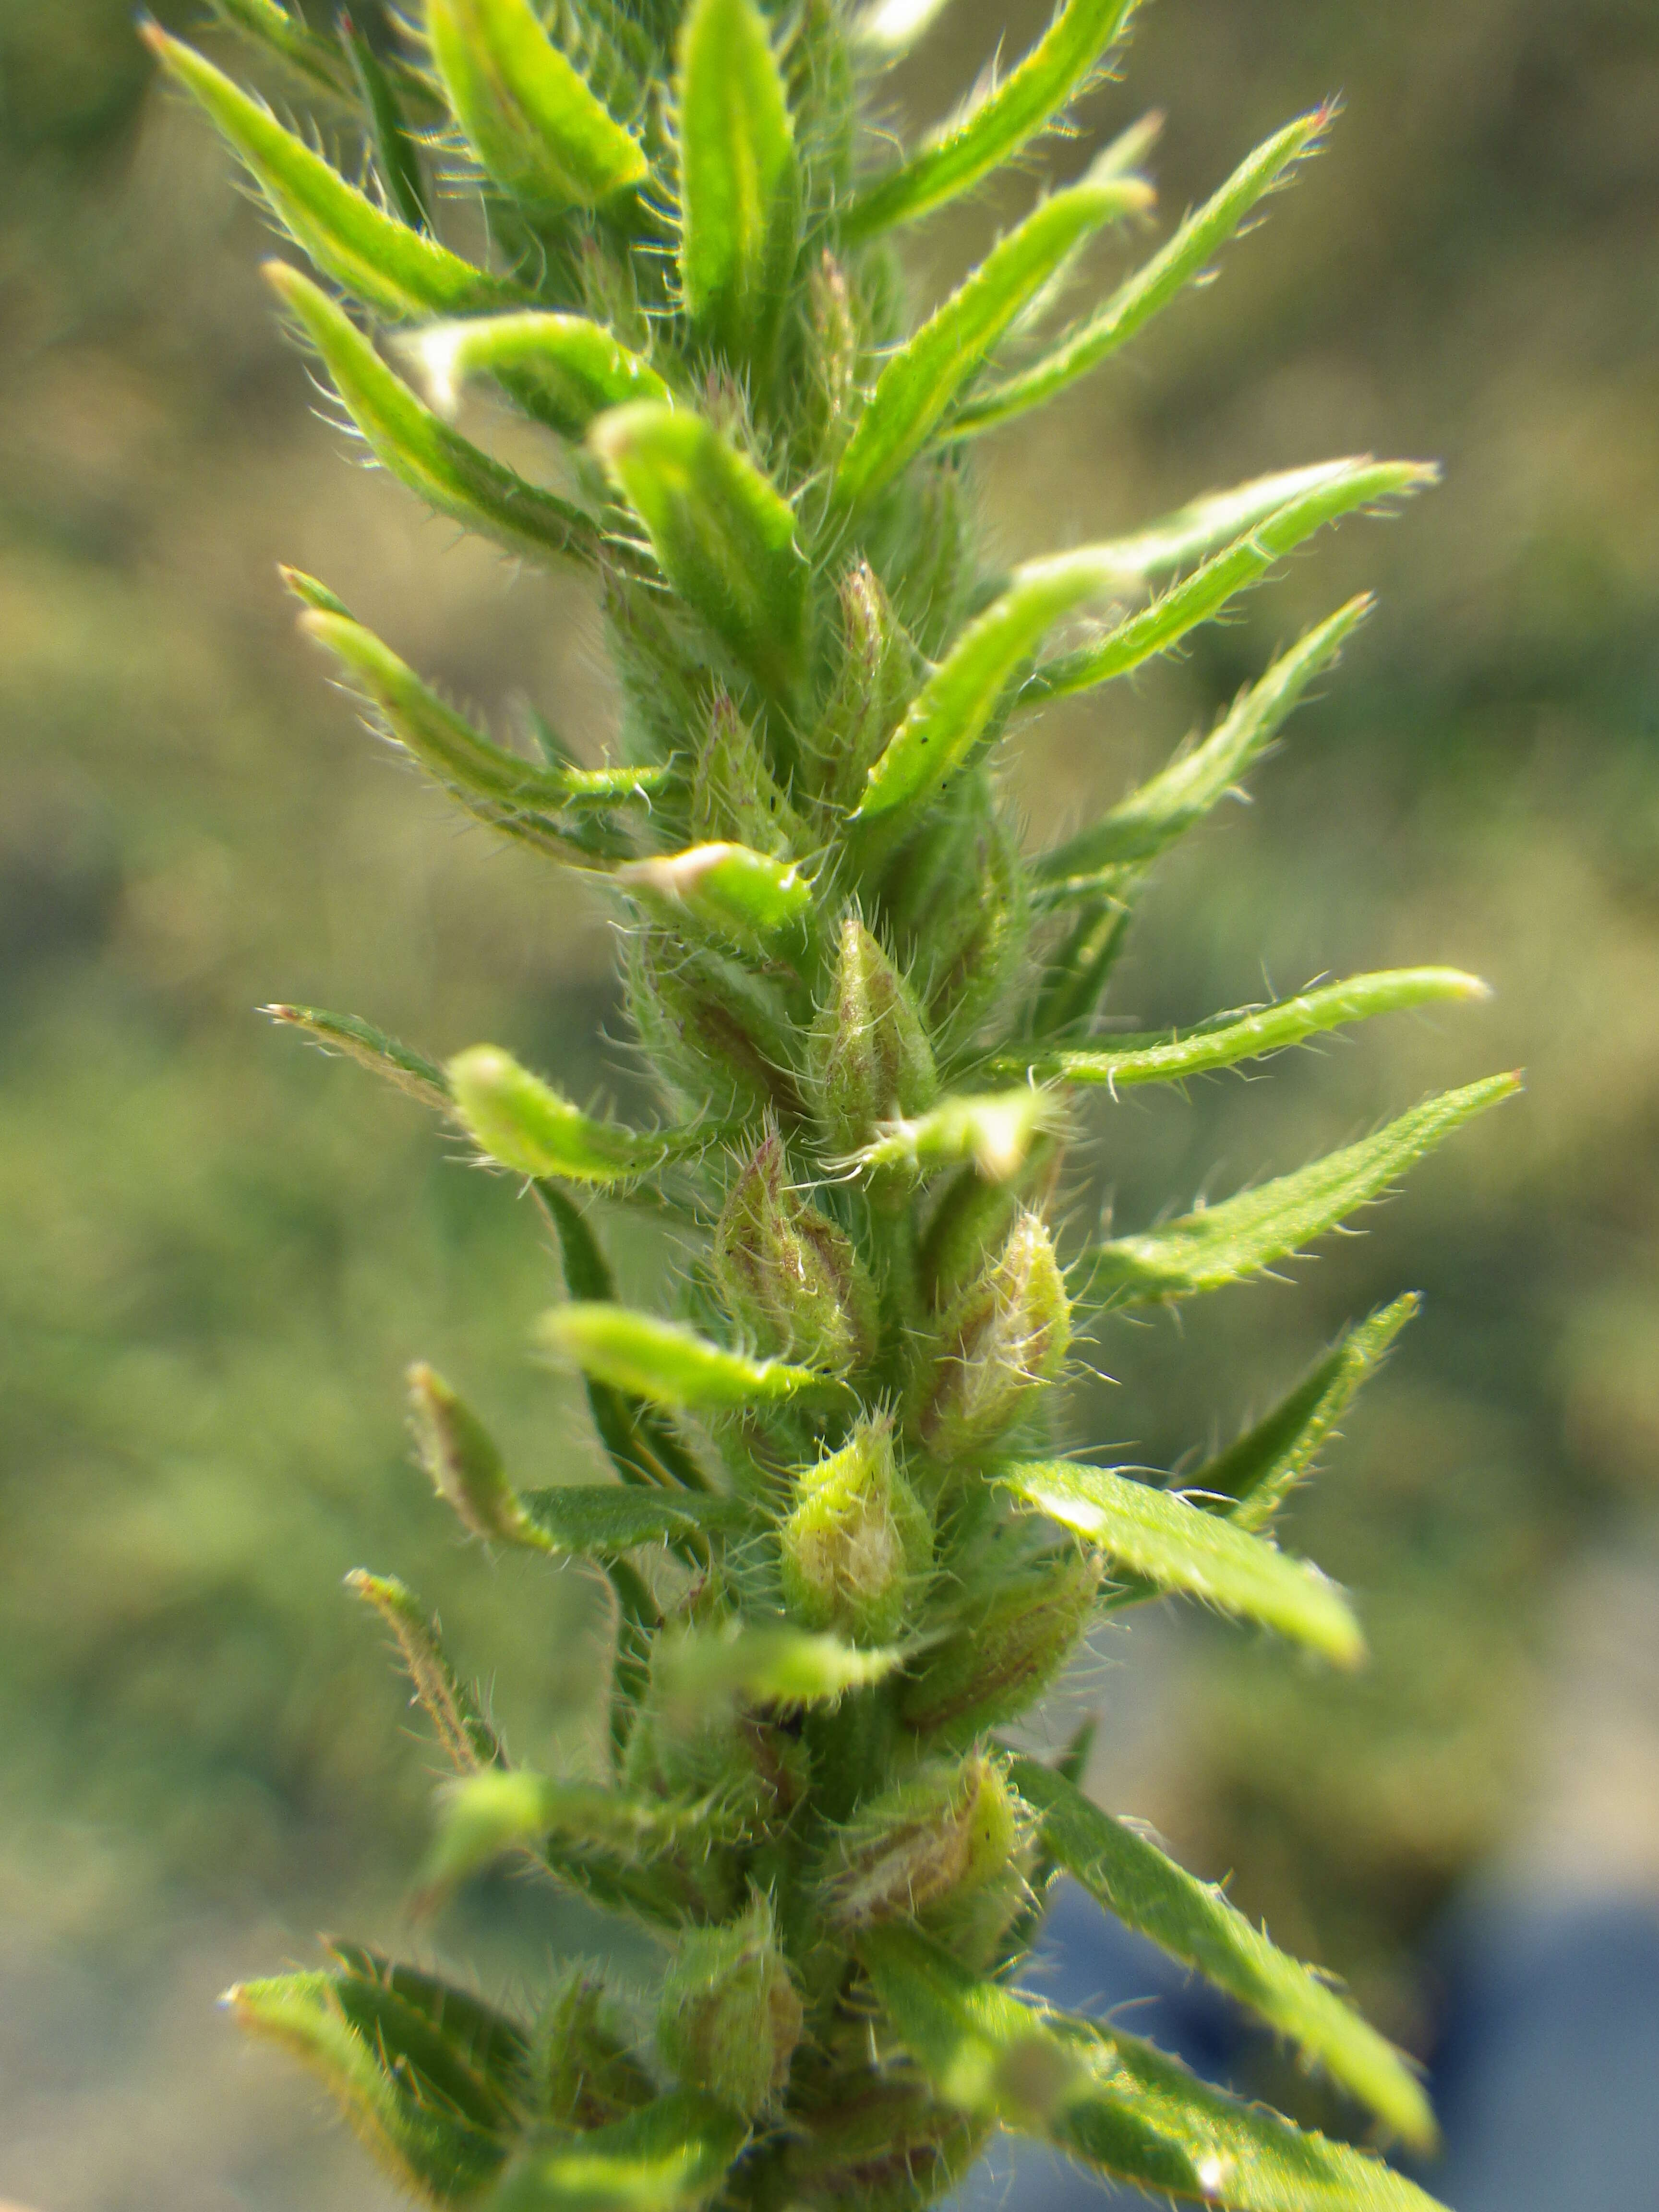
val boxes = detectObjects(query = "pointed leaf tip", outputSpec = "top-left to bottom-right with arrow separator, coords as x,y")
1082,1072 -> 1520,1308
1011,1756 -> 1439,2149
1015,968 -> 1491,1087
151,32 -> 499,323
1001,1460 -> 1365,1665
843,0 -> 1141,241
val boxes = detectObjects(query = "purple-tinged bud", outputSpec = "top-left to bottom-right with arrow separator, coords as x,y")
626,931 -> 804,1124
914,1212 -> 1071,1462
811,918 -> 938,1156
900,1546 -> 1101,1744
781,1414 -> 932,1645
714,1133 -> 878,1373
536,1966 -> 657,2130
825,1753 -> 1025,1929
407,1363 -> 546,1548
657,1894 -> 804,2117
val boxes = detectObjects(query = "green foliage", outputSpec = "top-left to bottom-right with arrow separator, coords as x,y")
148,0 -> 1522,2203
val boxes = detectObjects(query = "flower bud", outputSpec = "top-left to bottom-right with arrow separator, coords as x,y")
816,563 -> 926,809
825,1753 -> 1023,1928
775,2082 -> 985,2212
713,1133 -> 878,1373
657,1894 -> 804,2117
691,691 -> 805,856
900,1547 -> 1101,1743
407,1363 -> 545,1548
914,1212 -> 1071,1462
536,1966 -> 656,2130
804,252 -> 860,462
811,918 -> 938,1156
781,1414 -> 932,1645
920,1136 -> 1062,1312
625,931 -> 803,1124
623,1622 -> 809,1834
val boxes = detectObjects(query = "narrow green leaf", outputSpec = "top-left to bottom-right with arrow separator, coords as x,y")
842,0 -> 1139,242
541,1304 -> 848,1409
339,10 -> 431,235
492,2092 -> 749,2212
410,1361 -> 553,1548
404,313 -> 670,439
266,264 -> 600,567
347,1570 -> 506,1770
1009,1757 -> 1437,2147
654,1621 -> 905,1711
833,163 -> 1153,514
299,604 -> 656,852
955,106 -> 1334,438
429,0 -> 649,209
590,404 -> 808,705
1026,462 -> 1437,705
1002,120 -> 1162,345
264,1003 -> 451,1112
859,1923 -> 1449,2212
1035,595 -> 1372,892
450,1047 -> 672,1186
1082,1074 -> 1522,1307
853,544 -> 1126,829
224,1971 -> 510,2200
853,1087 -> 1065,1181
423,1768 -> 723,1899
1200,1295 -> 1420,1532
605,1554 -> 661,1767
1029,901 -> 1132,1041
1043,461 -> 1373,593
517,1485 -> 746,1555
1009,969 -> 1489,1087
1000,1461 -> 1363,1664
677,0 -> 801,386
206,0 -> 357,99
144,29 -> 504,322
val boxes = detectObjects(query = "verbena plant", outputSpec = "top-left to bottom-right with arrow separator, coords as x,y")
144,1 -> 1516,2205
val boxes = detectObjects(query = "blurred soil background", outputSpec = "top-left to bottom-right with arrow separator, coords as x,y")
1,0 -> 1657,2205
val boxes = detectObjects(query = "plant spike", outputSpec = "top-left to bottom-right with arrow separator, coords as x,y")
160,0 -> 1515,2201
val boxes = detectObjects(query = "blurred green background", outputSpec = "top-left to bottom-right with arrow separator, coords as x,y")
2,0 -> 1656,2204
